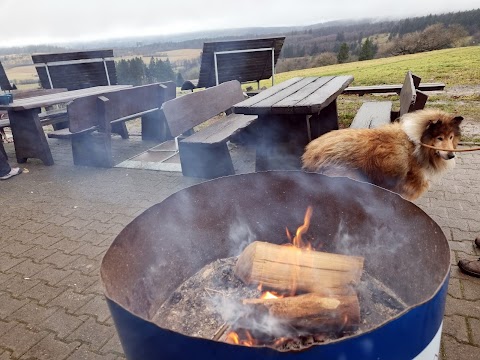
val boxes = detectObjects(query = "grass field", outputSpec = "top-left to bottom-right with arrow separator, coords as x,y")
269,46 -> 480,87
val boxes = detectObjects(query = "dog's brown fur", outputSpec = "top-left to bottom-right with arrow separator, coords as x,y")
302,109 -> 463,200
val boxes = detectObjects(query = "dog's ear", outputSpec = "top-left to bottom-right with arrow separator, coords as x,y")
453,116 -> 464,125
426,119 -> 441,129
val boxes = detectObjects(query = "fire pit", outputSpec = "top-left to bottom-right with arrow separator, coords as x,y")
101,171 -> 450,359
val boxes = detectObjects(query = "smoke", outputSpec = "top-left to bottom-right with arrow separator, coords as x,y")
227,216 -> 257,257
211,295 -> 301,339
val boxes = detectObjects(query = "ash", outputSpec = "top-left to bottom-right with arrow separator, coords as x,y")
152,257 -> 259,338
152,256 -> 406,349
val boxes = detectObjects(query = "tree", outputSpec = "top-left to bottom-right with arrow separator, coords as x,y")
337,43 -> 349,63
176,72 -> 185,87
358,38 -> 376,61
129,57 -> 146,85
311,52 -> 337,67
388,23 -> 469,56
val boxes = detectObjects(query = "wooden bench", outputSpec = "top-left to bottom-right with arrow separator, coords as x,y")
350,71 -> 428,129
47,82 -> 176,167
162,80 -> 258,179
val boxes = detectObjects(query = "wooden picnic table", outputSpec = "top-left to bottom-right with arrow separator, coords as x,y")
0,85 -> 131,165
233,75 -> 353,171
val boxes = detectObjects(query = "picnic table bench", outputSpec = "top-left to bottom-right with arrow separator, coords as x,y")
48,82 -> 176,167
350,71 -> 428,129
343,82 -> 445,96
162,80 -> 258,178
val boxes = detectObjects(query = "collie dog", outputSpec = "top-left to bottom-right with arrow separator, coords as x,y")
302,109 -> 463,200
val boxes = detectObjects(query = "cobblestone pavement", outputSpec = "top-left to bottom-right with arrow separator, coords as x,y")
0,137 -> 479,359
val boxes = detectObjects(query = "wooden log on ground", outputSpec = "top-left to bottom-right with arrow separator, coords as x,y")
243,293 -> 360,332
234,241 -> 364,294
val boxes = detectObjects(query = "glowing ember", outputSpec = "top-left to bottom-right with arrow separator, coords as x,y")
261,291 -> 280,300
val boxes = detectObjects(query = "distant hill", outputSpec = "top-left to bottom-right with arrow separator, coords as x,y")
1,8 -> 478,60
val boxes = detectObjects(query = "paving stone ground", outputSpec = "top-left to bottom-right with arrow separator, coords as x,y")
0,135 -> 479,359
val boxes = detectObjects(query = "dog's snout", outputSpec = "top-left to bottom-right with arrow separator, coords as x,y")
447,152 -> 455,159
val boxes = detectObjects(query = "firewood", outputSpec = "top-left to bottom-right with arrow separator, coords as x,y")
243,293 -> 360,332
234,241 -> 364,294
235,241 -> 364,289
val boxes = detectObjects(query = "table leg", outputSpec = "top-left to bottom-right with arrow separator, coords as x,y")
141,111 -> 172,142
8,108 -> 54,165
255,114 -> 309,171
309,100 -> 339,139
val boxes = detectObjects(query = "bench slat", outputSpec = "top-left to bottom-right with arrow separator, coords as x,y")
182,114 -> 257,144
350,102 -> 393,129
47,128 -> 74,139
343,83 -> 445,95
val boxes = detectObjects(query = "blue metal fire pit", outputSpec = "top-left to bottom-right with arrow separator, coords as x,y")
101,171 -> 449,359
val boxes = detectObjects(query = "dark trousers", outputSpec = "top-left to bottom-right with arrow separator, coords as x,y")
0,142 -> 11,176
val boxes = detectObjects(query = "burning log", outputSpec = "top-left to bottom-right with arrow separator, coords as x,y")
234,241 -> 364,294
243,293 -> 360,332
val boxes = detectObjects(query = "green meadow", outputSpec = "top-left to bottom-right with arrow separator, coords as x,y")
268,46 -> 480,86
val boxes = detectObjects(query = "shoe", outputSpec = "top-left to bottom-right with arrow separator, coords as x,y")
0,167 -> 22,180
475,237 -> 480,248
458,258 -> 480,278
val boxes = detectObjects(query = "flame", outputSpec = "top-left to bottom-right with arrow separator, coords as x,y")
258,283 -> 282,299
292,206 -> 313,249
273,337 -> 289,347
225,330 -> 256,346
285,206 -> 314,250
261,291 -> 280,299
226,331 -> 240,344
286,227 -> 293,242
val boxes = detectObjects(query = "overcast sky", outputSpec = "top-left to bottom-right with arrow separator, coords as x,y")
0,0 -> 478,47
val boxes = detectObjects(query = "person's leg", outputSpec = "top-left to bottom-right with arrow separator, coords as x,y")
0,142 -> 11,176
458,236 -> 480,278
0,142 -> 22,180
